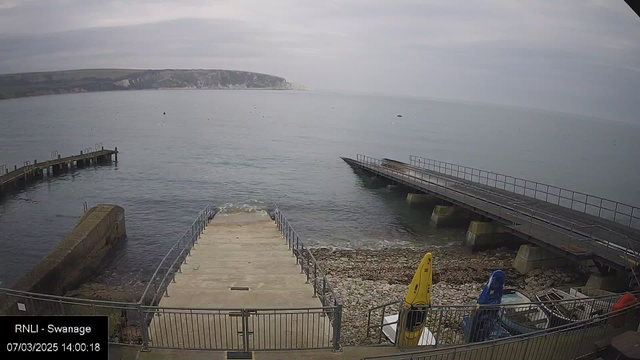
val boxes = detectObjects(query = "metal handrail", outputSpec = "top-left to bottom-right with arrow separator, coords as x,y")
366,288 -> 640,335
354,154 -> 639,269
272,204 -> 343,350
404,155 -> 640,288
366,288 -> 638,316
273,204 -> 341,307
363,302 -> 640,359
142,305 -> 339,311
396,158 -> 636,239
139,204 -> 215,305
398,158 -> 640,260
409,155 -> 640,229
0,287 -> 138,307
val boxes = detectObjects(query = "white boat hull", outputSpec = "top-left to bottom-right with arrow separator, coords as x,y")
382,314 -> 436,346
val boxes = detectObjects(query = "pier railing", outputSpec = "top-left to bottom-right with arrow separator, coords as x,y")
363,302 -> 640,360
354,154 -> 640,277
366,290 -> 637,349
139,204 -> 216,306
409,155 -> 640,230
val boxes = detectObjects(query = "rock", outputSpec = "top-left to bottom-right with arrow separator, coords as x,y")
309,245 -> 589,346
528,269 -> 542,276
65,283 -> 139,302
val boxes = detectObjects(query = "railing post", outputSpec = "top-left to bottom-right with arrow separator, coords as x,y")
242,309 -> 250,353
312,261 -> 317,298
572,323 -> 588,359
139,304 -> 150,351
395,307 -> 406,349
305,251 -> 310,283
322,277 -> 327,305
332,304 -> 342,352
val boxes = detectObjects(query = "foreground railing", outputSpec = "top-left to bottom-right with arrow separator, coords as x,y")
273,205 -> 343,350
0,287 -> 339,351
366,290 -> 638,349
354,154 -> 640,273
141,305 -> 338,351
363,302 -> 640,360
0,287 -> 143,345
409,155 -> 640,230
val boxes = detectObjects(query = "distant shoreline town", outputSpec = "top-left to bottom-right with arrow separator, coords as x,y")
0,69 -> 306,100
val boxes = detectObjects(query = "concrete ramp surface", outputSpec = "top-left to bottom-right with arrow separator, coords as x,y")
148,212 -> 332,350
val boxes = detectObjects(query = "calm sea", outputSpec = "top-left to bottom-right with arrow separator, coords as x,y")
1,89 -> 639,288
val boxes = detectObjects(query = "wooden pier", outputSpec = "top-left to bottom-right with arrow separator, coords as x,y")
0,147 -> 118,198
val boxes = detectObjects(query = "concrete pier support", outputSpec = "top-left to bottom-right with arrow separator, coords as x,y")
406,193 -> 437,204
465,221 -> 514,249
513,245 -> 568,274
585,273 -> 627,292
366,176 -> 389,189
430,205 -> 472,227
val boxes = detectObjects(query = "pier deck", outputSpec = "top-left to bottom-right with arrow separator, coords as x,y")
0,148 -> 117,197
343,155 -> 640,273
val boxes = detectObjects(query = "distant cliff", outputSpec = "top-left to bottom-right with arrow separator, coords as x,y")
0,69 -> 303,100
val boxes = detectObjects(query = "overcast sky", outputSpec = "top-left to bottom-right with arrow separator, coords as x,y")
0,0 -> 638,124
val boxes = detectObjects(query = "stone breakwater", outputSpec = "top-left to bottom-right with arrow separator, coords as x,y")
312,246 -> 589,346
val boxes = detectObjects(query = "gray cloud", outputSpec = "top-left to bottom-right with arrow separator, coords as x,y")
0,0 -> 639,124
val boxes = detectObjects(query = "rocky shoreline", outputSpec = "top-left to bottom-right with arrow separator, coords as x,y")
312,245 -> 589,346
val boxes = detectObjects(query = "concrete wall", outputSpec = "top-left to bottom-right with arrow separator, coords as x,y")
11,204 -> 126,295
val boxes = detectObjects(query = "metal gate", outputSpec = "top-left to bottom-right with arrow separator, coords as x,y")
143,306 -> 339,351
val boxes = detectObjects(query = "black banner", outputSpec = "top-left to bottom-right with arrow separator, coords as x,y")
1,316 -> 108,359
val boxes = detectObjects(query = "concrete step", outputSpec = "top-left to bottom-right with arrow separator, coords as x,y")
158,289 -> 318,308
171,274 -> 312,290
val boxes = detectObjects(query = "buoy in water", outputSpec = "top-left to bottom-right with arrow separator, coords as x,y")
397,114 -> 403,118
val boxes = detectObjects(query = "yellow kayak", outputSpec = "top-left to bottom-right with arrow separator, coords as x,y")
399,252 -> 433,346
